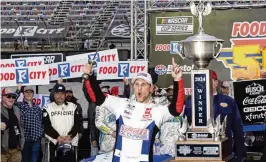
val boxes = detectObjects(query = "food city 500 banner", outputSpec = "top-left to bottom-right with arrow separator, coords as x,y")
149,8 -> 266,88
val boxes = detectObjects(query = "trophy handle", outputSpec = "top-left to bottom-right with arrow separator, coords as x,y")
213,42 -> 223,58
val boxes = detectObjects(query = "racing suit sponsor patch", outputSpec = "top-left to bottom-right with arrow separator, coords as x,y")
119,125 -> 149,140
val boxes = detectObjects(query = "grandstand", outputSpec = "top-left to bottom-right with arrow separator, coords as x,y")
1,0 -> 266,54
1,0 -> 133,51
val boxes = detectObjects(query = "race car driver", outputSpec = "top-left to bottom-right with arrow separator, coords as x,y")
184,70 -> 246,162
82,57 -> 185,162
43,84 -> 80,162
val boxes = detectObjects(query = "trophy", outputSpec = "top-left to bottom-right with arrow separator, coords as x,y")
173,1 -> 232,162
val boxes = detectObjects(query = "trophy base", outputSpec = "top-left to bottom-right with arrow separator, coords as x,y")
170,155 -> 233,162
174,138 -> 232,161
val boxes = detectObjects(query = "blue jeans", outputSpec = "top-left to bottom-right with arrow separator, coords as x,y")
22,140 -> 40,162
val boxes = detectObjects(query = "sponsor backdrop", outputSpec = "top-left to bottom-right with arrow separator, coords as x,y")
233,79 -> 266,125
1,25 -> 68,39
149,8 -> 266,88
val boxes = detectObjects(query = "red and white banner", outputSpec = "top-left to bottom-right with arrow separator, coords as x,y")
0,65 -> 50,87
97,61 -> 148,80
0,57 -> 45,68
66,49 -> 119,62
49,60 -> 87,81
17,94 -> 50,108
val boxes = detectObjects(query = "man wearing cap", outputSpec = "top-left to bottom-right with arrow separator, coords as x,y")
184,70 -> 246,162
82,57 -> 184,162
43,84 -> 81,162
221,81 -> 230,96
1,87 -> 24,162
16,85 -> 43,162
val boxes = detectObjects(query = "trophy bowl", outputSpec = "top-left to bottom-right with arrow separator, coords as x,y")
180,33 -> 224,69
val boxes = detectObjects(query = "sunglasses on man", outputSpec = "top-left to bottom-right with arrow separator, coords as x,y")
5,95 -> 17,99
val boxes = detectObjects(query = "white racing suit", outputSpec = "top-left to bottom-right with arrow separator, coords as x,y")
83,75 -> 185,162
151,96 -> 183,156
95,106 -> 116,153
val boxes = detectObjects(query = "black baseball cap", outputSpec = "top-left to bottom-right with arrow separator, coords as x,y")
53,84 -> 66,93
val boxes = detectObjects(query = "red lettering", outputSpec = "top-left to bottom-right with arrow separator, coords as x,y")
250,21 -> 260,37
99,66 -> 117,74
29,71 -> 47,79
0,64 -> 15,68
49,68 -> 57,76
130,66 -> 145,73
71,65 -> 83,73
100,54 -> 116,62
240,22 -> 249,37
232,22 -> 241,37
259,21 -> 266,36
0,73 -> 15,81
32,98 -> 41,105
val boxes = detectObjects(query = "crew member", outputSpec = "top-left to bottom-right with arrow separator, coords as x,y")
43,84 -> 80,162
82,57 -> 184,162
184,70 -> 246,162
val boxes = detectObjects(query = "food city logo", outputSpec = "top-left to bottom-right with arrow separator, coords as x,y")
16,69 -> 29,84
1,60 -> 43,68
1,26 -> 65,37
119,125 -> 149,140
58,63 -> 70,77
49,63 -> 83,77
98,63 -> 145,78
217,21 -> 266,81
155,64 -> 195,75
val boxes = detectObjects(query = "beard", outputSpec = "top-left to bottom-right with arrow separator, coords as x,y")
65,96 -> 72,101
167,95 -> 173,101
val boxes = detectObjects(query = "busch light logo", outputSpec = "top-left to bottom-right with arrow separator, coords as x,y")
118,63 -> 129,77
170,41 -> 182,54
58,63 -> 70,77
246,83 -> 264,95
14,26 -> 38,37
155,64 -> 167,75
16,69 -> 29,84
41,96 -> 51,108
15,60 -> 26,67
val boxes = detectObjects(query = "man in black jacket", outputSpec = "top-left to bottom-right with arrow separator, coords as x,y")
65,86 -> 84,137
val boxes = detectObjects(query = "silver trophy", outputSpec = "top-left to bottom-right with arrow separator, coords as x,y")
177,1 -> 226,141
178,1 -> 223,69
